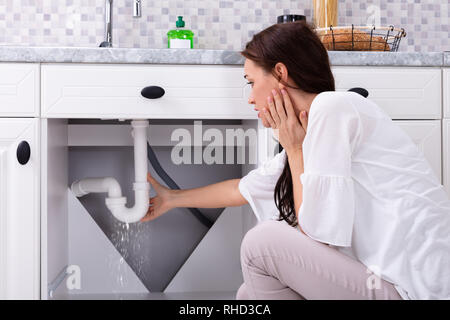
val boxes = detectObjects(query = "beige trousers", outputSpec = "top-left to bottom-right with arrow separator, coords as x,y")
236,220 -> 403,300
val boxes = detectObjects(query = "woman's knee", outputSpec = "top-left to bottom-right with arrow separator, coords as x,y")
240,220 -> 289,265
236,283 -> 249,300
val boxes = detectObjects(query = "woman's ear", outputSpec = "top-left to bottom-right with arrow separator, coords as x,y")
274,62 -> 289,84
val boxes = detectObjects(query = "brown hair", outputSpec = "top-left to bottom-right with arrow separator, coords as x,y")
241,21 -> 335,227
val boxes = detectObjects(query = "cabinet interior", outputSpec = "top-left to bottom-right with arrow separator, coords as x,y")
41,118 -> 260,300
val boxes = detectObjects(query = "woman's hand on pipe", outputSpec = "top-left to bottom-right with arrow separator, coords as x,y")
140,172 -> 175,222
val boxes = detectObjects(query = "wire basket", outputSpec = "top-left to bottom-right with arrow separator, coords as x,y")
315,25 -> 407,52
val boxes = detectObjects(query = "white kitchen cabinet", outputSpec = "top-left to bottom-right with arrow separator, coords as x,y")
0,118 -> 40,300
38,63 -> 265,299
41,64 -> 255,120
444,69 -> 450,118
38,64 -> 447,299
41,118 -> 261,299
444,119 -> 450,197
0,63 -> 40,117
0,60 -> 446,300
443,69 -> 450,197
332,67 -> 441,120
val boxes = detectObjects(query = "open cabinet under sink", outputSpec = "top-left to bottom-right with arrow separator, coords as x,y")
40,118 -> 274,300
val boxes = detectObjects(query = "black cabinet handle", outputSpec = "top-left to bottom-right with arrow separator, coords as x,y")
141,86 -> 165,99
17,141 -> 31,165
348,87 -> 369,98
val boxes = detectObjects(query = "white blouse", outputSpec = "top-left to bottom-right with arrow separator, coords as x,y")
238,91 -> 450,300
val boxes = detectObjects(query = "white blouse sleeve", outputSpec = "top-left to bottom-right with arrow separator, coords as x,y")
238,149 -> 286,222
298,94 -> 361,247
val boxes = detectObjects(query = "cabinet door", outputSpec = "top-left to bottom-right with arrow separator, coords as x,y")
0,63 -> 40,117
0,118 -> 40,299
444,119 -> 450,197
333,67 -> 441,120
444,68 -> 450,118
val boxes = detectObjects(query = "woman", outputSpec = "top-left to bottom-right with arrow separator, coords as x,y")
141,21 -> 450,300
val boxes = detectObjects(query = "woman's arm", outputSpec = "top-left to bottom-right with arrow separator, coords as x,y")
287,148 -> 306,234
172,178 -> 248,209
141,175 -> 248,222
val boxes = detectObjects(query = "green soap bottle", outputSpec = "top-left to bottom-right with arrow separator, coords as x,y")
167,16 -> 194,49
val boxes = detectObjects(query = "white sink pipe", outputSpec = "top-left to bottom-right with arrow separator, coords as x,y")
71,120 -> 150,223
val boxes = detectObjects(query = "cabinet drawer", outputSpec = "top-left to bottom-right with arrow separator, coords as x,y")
0,63 -> 39,117
444,68 -> 450,118
333,67 -> 441,120
41,64 -> 255,119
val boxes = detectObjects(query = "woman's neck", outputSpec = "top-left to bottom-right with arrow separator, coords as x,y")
289,90 -> 319,118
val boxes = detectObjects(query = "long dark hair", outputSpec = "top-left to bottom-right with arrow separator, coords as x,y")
240,21 -> 335,227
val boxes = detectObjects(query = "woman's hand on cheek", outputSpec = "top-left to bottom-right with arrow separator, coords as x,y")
262,88 -> 308,154
258,107 -> 270,128
260,106 -> 278,140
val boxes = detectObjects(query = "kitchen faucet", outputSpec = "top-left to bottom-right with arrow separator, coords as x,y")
133,0 -> 142,17
99,0 -> 142,47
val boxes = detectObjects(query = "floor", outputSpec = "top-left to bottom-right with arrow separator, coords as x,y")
52,291 -> 238,300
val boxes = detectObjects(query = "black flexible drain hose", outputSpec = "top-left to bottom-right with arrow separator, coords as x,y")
147,142 -> 214,229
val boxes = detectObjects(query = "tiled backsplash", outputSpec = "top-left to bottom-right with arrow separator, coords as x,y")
0,0 -> 448,52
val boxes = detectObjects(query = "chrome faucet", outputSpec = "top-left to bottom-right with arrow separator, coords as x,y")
133,0 -> 142,17
99,0 -> 113,47
99,0 -> 142,48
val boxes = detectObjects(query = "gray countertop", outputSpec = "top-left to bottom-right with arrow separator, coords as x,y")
0,45 -> 448,67
444,52 -> 450,66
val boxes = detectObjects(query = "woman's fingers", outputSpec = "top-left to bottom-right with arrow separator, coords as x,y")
267,95 -> 280,126
299,110 -> 308,131
280,89 -> 296,120
147,172 -> 156,184
262,107 -> 277,129
271,89 -> 287,122
140,207 -> 154,222
140,212 -> 152,222
141,197 -> 155,222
